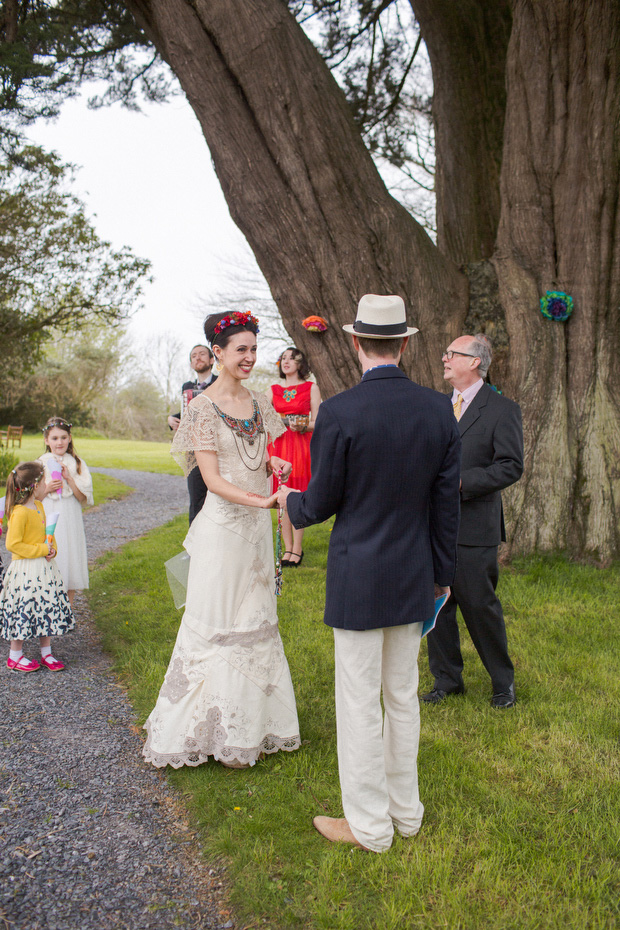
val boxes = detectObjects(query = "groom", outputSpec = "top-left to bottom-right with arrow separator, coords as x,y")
277,294 -> 461,852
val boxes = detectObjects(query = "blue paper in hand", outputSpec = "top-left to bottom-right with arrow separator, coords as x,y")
422,593 -> 449,638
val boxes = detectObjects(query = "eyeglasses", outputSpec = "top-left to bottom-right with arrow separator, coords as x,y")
442,350 -> 479,361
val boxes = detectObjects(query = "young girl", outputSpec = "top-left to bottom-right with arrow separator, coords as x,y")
39,417 -> 93,607
0,462 -> 74,672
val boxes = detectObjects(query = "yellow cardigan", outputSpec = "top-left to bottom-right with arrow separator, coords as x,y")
6,503 -> 56,560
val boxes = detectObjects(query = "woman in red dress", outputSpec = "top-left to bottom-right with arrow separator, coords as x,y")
269,347 -> 322,566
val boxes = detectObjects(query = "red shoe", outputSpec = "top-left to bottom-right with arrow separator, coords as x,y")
7,655 -> 40,672
40,654 -> 65,672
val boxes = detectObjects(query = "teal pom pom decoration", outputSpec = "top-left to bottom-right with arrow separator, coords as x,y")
540,291 -> 573,322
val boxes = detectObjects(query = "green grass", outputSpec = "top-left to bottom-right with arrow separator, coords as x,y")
89,472 -> 134,509
88,524 -> 620,930
10,434 -> 179,474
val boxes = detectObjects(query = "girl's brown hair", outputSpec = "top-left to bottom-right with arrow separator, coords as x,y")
42,416 -> 82,474
4,462 -> 45,519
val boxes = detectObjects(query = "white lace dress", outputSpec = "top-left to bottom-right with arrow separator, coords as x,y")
142,390 -> 301,768
38,452 -> 93,592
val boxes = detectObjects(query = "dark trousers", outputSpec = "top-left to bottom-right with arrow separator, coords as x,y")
187,466 -> 207,525
427,544 -> 514,694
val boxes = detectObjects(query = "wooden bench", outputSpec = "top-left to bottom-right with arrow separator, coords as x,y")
5,426 -> 24,448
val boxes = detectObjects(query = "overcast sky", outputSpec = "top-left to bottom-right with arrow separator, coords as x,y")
28,91 -> 270,351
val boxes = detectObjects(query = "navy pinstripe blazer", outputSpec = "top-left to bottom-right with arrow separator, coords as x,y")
286,366 -> 461,631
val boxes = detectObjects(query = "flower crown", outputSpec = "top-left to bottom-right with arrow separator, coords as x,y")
42,418 -> 72,433
12,468 -> 43,496
214,311 -> 259,336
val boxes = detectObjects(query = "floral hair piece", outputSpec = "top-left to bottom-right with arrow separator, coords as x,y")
302,315 -> 328,332
539,291 -> 573,322
11,468 -> 43,497
213,311 -> 260,335
42,418 -> 72,432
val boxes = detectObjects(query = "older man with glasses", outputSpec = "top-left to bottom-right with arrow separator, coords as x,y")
421,333 -> 524,709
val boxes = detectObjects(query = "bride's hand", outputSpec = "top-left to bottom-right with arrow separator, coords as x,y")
247,491 -> 279,509
259,492 -> 279,509
267,456 -> 292,480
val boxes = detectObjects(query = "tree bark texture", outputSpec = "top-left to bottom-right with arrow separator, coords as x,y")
495,0 -> 620,557
126,0 -> 467,398
410,0 -> 512,264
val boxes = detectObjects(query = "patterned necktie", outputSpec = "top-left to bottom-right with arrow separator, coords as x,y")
453,394 -> 464,421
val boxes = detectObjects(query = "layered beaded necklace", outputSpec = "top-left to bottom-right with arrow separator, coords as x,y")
211,399 -> 266,471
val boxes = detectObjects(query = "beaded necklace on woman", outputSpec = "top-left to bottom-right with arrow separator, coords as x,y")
211,398 -> 266,471
208,310 -> 268,471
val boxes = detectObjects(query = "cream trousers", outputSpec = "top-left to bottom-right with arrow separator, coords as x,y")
334,623 -> 424,852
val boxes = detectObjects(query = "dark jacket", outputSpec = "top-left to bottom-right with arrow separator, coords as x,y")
286,366 -> 461,631
170,374 -> 218,424
457,383 -> 524,546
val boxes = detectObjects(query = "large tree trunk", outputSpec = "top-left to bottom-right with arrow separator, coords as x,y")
410,0 -> 512,263
495,0 -> 620,557
126,0 -> 467,397
125,0 -> 620,558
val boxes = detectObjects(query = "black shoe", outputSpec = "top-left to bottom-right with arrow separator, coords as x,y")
420,686 -> 464,704
281,551 -> 294,567
490,685 -> 516,709
289,550 -> 304,567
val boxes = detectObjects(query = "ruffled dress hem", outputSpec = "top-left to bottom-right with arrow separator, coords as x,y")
142,720 -> 301,769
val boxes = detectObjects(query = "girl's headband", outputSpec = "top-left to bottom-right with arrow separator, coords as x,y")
11,468 -> 43,494
42,419 -> 72,433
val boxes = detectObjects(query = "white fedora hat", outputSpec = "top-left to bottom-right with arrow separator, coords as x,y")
343,294 -> 419,339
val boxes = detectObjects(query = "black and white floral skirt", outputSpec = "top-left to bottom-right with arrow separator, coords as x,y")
0,557 -> 75,641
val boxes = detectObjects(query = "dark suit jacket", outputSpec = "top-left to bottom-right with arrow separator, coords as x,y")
286,367 -> 461,631
457,383 -> 523,546
170,374 -> 218,423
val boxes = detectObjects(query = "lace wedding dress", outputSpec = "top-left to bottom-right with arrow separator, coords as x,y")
142,391 -> 301,768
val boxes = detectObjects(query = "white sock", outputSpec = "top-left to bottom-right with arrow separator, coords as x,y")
41,646 -> 52,658
10,649 -> 23,662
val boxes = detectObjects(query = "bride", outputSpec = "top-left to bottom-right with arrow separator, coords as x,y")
143,310 -> 301,769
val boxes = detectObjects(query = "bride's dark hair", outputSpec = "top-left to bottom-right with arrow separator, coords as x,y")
204,311 -> 259,349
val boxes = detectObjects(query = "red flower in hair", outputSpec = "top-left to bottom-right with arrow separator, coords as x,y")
214,311 -> 259,335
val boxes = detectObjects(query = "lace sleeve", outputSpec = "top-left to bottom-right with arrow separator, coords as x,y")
256,392 -> 286,442
171,395 -> 219,477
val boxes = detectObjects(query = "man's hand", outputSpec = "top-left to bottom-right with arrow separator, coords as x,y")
276,485 -> 292,512
168,415 -> 181,431
434,584 -> 450,599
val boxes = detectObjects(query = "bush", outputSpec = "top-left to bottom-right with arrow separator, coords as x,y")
0,447 -> 19,483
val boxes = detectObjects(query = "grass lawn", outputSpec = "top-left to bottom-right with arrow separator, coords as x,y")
10,434 -> 179,474
89,473 -> 134,509
88,519 -> 620,930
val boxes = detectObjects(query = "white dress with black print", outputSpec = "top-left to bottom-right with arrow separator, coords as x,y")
142,391 -> 301,768
0,504 -> 74,641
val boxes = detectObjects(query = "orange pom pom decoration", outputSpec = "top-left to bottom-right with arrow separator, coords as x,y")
302,315 -> 328,332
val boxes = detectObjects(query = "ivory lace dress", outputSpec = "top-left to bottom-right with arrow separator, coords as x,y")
142,390 -> 301,768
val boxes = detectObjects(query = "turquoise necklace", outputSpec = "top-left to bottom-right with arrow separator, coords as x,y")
212,399 -> 266,470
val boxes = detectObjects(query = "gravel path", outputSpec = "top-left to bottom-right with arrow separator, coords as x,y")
0,470 -> 238,930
